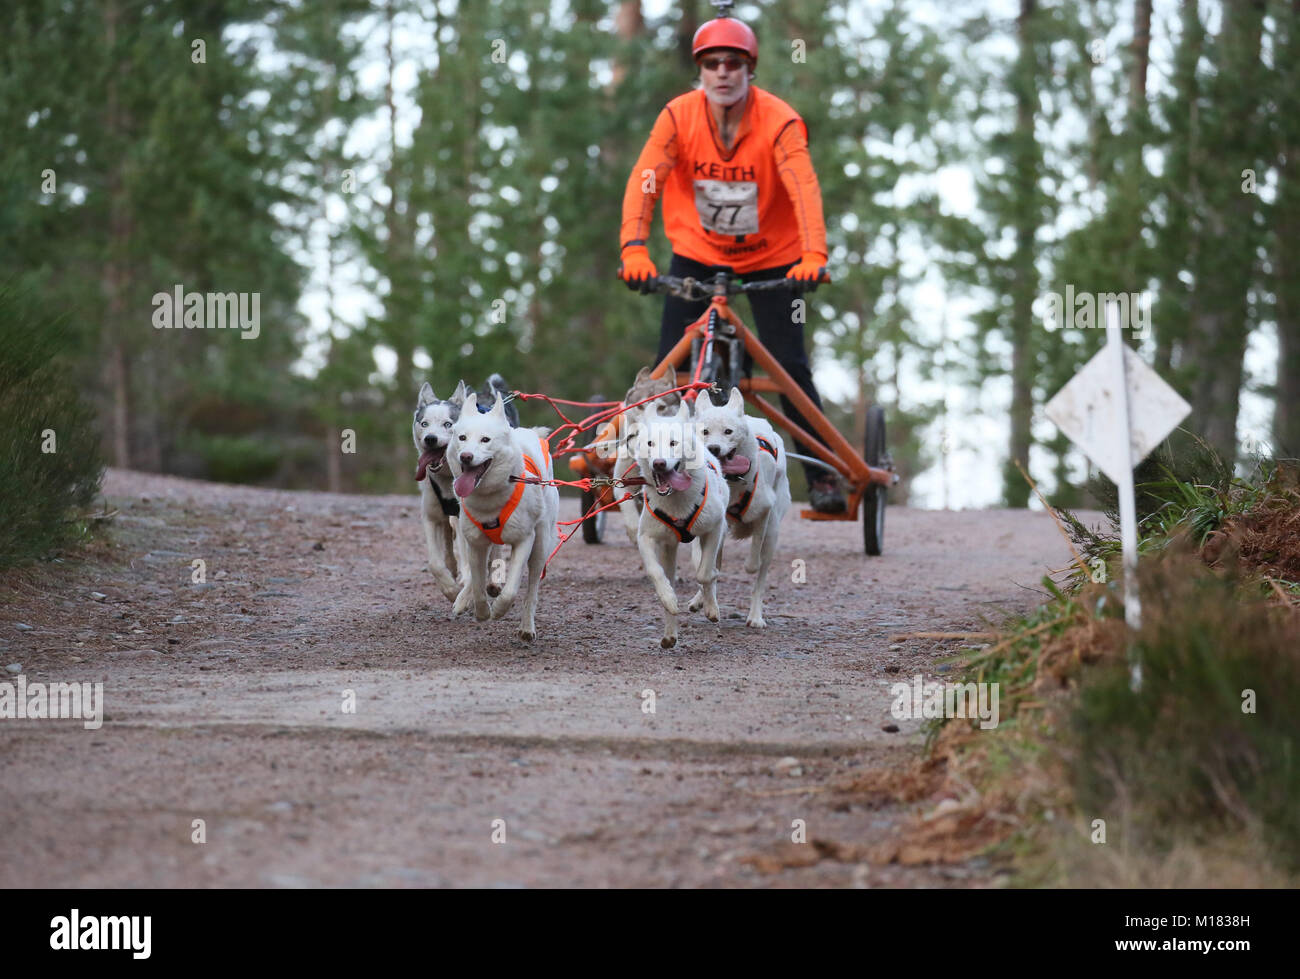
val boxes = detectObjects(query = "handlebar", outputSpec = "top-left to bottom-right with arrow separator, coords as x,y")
643,271 -> 829,301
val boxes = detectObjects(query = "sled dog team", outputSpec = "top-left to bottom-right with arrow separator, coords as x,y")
413,370 -> 791,648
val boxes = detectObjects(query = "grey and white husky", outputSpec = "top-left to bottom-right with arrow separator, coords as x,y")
693,387 -> 791,627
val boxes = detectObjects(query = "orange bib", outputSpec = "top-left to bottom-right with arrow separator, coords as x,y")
461,442 -> 551,546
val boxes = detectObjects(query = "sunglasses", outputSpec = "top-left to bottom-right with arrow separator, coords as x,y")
699,55 -> 749,72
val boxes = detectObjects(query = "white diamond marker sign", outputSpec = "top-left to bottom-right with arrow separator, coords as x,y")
1044,302 -> 1191,690
1045,340 -> 1190,483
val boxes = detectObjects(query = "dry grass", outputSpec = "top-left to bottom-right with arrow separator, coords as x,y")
1202,471 -> 1300,582
848,463 -> 1300,886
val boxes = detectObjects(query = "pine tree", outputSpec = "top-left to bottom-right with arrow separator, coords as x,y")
1273,0 -> 1300,457
1175,0 -> 1268,463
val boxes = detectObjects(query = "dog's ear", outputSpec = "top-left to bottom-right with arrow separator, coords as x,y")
417,381 -> 436,407
662,368 -> 683,406
490,390 -> 508,420
625,366 -> 650,404
448,380 -> 469,407
727,386 -> 744,412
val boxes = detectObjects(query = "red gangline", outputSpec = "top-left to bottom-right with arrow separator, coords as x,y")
496,374 -> 713,578
536,490 -> 639,578
515,380 -> 713,459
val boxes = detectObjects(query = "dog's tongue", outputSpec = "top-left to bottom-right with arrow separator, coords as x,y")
666,468 -> 693,492
415,450 -> 435,482
453,469 -> 480,498
721,455 -> 751,476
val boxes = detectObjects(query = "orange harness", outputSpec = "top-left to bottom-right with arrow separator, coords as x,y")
461,442 -> 551,545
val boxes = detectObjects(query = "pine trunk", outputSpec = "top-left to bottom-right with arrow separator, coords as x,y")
1181,0 -> 1265,463
1130,0 -> 1152,109
1276,0 -> 1300,455
1005,0 -> 1038,507
101,0 -> 132,469
1155,0 -> 1204,377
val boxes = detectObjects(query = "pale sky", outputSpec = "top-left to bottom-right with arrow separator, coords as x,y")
273,0 -> 1274,508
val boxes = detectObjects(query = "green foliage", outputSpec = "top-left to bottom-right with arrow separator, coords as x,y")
192,434 -> 282,485
3,0 -> 1298,498
1071,565 -> 1300,870
2,0 -> 315,478
1057,435 -> 1290,589
0,284 -> 104,569
946,455 -> 1300,879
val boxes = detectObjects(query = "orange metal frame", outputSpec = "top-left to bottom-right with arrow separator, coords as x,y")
569,291 -> 892,520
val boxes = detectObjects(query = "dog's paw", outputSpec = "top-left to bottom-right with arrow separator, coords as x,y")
489,596 -> 511,620
744,559 -> 761,575
746,612 -> 766,628
452,589 -> 471,617
705,604 -> 720,623
660,634 -> 676,649
518,627 -> 536,642
486,583 -> 502,598
473,600 -> 491,622
687,588 -> 704,613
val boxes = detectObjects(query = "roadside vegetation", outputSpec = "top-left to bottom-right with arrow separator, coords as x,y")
861,438 -> 1300,885
0,283 -> 105,571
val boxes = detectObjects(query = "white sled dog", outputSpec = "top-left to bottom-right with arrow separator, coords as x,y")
632,399 -> 727,648
615,366 -> 682,546
693,387 -> 791,627
413,375 -> 516,613
448,391 -> 558,640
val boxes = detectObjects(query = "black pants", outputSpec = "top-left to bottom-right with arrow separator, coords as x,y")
656,252 -> 828,485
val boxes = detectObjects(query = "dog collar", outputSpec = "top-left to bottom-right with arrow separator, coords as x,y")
647,462 -> 716,544
428,474 -> 460,517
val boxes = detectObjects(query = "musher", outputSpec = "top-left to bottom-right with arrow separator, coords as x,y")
617,5 -> 845,512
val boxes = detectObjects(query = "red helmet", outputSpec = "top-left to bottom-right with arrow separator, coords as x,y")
691,17 -> 758,66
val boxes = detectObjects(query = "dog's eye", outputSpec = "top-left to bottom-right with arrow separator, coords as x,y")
670,440 -> 678,447
701,429 -> 709,436
420,420 -> 428,428
443,421 -> 451,429
458,434 -> 466,441
480,436 -> 489,443
724,429 -> 733,435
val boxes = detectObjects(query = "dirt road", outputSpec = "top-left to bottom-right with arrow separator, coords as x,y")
0,469 -> 1081,887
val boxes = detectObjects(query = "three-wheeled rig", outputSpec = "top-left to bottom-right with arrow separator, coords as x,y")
568,272 -> 897,554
